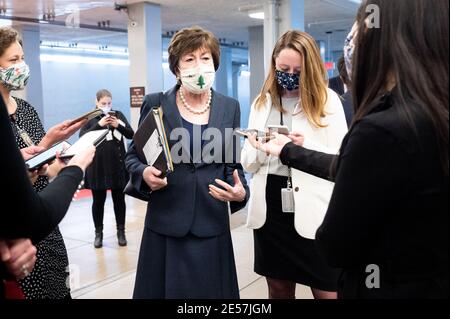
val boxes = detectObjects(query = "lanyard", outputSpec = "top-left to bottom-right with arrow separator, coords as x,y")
11,116 -> 35,147
278,96 -> 292,188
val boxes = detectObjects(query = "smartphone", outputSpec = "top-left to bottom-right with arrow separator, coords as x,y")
108,111 -> 117,117
268,125 -> 290,135
233,128 -> 266,138
25,141 -> 70,171
68,109 -> 103,126
59,129 -> 109,159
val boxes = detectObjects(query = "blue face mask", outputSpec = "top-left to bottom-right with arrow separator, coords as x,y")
276,70 -> 300,91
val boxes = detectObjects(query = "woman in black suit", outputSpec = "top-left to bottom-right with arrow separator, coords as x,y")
126,26 -> 249,299
248,0 -> 448,298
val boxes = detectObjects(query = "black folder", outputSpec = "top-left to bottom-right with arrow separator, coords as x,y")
133,107 -> 173,176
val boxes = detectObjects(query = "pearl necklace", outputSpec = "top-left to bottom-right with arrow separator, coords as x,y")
179,86 -> 212,115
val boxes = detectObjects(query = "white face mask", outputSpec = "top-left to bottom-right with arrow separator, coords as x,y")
179,64 -> 215,94
99,105 -> 112,114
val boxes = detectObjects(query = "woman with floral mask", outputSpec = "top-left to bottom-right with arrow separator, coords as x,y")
79,89 -> 134,248
241,30 -> 348,299
0,26 -> 87,299
126,26 -> 249,299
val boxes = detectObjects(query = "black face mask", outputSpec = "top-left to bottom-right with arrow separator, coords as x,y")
276,70 -> 300,91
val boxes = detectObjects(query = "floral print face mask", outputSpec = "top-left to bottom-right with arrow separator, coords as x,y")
344,22 -> 358,80
276,70 -> 300,91
0,61 -> 31,91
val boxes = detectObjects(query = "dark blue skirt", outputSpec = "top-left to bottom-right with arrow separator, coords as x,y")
133,228 -> 239,299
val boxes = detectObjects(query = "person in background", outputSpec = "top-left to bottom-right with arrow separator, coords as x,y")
241,30 -> 347,299
247,0 -> 449,299
126,26 -> 249,299
336,55 -> 353,127
1,26 -> 87,299
328,58 -> 345,96
80,89 -> 134,248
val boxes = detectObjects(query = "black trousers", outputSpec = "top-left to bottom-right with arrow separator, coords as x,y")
91,189 -> 126,228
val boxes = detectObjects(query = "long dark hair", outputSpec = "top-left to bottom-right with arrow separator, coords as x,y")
352,0 -> 449,176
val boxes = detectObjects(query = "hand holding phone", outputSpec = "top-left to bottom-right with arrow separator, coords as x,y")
267,125 -> 290,135
68,109 -> 102,126
25,141 -> 69,171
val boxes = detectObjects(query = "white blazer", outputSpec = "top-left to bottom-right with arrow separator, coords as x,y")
242,88 -> 348,239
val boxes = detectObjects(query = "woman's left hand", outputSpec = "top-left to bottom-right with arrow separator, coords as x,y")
209,170 -> 246,202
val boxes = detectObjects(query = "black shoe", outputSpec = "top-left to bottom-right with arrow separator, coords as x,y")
117,225 -> 127,247
94,227 -> 103,248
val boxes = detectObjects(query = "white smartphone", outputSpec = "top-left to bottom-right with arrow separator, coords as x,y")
267,125 -> 290,135
233,128 -> 266,138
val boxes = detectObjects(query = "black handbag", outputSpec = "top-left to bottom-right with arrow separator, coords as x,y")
123,92 -> 163,202
124,180 -> 151,202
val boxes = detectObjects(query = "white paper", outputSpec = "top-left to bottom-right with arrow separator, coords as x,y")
143,130 -> 163,166
63,129 -> 108,157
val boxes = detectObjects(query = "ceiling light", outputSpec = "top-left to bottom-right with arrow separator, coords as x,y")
249,11 -> 264,20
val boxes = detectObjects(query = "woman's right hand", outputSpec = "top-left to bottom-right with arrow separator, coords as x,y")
143,166 -> 168,191
287,131 -> 305,146
67,145 -> 96,172
98,116 -> 111,127
0,239 -> 37,280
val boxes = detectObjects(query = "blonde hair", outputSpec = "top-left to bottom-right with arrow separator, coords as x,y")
255,30 -> 329,128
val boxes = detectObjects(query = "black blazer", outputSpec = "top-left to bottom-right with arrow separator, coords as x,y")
279,92 -> 449,298
328,76 -> 345,96
125,86 -> 249,238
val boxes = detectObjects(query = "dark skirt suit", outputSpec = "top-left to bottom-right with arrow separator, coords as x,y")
125,85 -> 249,299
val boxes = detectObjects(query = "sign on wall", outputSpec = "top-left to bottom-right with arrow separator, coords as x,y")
130,87 -> 146,108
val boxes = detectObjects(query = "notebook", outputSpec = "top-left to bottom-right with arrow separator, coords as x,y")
133,107 -> 173,176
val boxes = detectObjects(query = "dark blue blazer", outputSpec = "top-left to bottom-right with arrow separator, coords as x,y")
125,85 -> 249,238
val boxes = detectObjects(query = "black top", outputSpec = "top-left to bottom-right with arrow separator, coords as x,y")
125,87 -> 249,238
80,110 -> 134,190
328,76 -> 345,96
341,90 -> 354,128
10,97 -> 49,192
181,117 -> 207,162
279,92 -> 449,298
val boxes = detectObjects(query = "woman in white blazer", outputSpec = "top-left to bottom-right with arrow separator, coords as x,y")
241,30 -> 348,299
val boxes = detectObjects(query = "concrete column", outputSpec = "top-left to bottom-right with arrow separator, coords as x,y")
215,46 -> 233,97
248,26 -> 265,103
263,0 -> 305,74
12,24 -> 45,123
127,2 -> 163,130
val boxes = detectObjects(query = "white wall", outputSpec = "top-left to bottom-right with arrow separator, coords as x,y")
41,55 -> 130,142
39,45 -> 250,142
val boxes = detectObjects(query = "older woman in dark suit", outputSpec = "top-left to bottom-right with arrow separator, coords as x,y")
126,26 -> 249,299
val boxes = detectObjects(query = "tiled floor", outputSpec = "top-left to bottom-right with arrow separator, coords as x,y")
58,193 -> 313,299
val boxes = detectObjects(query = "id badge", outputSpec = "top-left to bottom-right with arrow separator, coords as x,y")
281,188 -> 295,213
